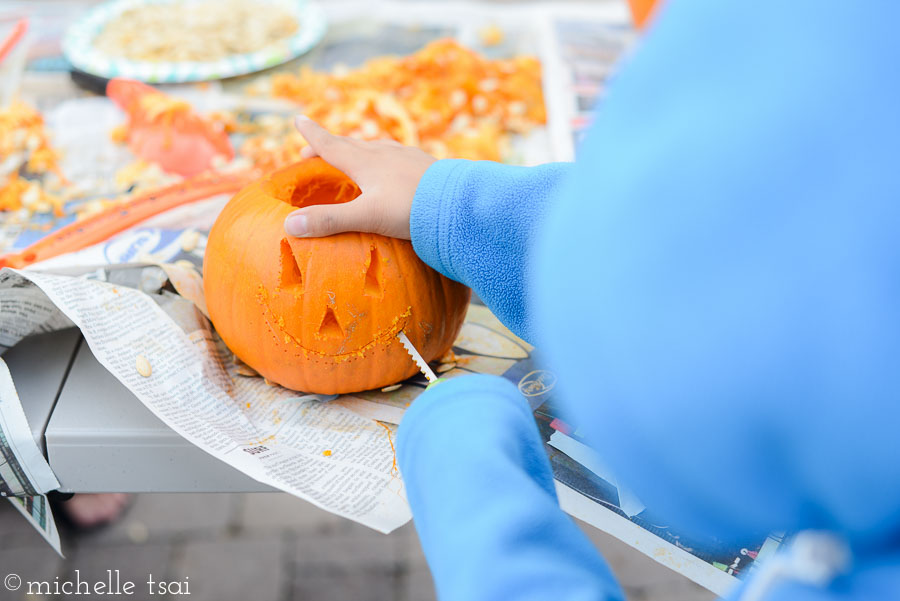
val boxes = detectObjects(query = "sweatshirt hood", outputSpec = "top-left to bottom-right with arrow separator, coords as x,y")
533,0 -> 900,568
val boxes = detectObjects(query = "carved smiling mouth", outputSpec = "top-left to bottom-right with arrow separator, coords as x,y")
256,282 -> 411,362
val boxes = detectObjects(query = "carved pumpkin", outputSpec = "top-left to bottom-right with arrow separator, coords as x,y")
203,158 -> 470,394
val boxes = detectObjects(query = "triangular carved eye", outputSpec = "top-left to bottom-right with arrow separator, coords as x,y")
364,245 -> 383,298
319,307 -> 343,339
279,238 -> 303,290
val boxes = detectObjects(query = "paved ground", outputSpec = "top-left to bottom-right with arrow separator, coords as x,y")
0,493 -> 716,601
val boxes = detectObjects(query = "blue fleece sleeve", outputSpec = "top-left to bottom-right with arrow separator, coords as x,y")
398,374 -> 624,601
410,159 -> 571,342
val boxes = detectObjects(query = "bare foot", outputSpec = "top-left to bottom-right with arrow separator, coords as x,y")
60,494 -> 133,529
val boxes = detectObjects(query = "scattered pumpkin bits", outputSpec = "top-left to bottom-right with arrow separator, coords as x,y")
0,101 -> 69,217
203,158 -> 471,394
479,24 -> 505,47
0,101 -> 64,178
247,38 -> 546,165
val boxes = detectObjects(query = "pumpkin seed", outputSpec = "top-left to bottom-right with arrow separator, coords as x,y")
235,364 -> 260,377
381,384 -> 402,393
126,521 -> 149,544
180,229 -> 200,252
135,355 -> 152,377
436,362 -> 456,373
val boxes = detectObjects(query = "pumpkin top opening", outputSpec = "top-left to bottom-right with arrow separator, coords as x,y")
262,159 -> 361,209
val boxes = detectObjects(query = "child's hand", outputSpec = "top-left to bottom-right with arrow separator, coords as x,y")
283,116 -> 437,240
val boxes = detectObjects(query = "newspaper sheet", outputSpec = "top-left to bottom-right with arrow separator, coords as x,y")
5,495 -> 61,557
0,350 -> 63,555
0,359 -> 59,497
0,266 -> 410,532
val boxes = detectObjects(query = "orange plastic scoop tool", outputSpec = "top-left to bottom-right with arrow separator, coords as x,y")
107,78 -> 235,177
0,169 -> 255,270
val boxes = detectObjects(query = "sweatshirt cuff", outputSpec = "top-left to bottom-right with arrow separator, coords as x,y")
397,374 -> 535,472
410,158 -> 472,282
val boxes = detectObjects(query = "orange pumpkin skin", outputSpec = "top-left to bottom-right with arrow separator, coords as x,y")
203,158 -> 470,394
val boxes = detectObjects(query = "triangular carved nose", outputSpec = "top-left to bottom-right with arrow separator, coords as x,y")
318,307 -> 343,339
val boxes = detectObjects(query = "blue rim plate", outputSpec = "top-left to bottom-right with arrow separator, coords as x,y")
62,0 -> 327,83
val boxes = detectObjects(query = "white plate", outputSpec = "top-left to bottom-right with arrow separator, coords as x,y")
63,0 -> 327,83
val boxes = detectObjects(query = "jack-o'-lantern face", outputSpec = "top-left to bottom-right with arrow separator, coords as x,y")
203,158 -> 470,394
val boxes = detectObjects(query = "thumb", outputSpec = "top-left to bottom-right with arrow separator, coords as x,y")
294,116 -> 361,178
284,197 -> 378,238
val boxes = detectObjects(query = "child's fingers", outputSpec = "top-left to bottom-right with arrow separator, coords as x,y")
294,116 -> 361,176
284,196 -> 380,238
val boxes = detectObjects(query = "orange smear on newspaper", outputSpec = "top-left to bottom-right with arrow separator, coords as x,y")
377,421 -> 399,477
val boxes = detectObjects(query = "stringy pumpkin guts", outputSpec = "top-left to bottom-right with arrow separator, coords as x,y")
0,101 -> 68,217
243,39 -> 546,168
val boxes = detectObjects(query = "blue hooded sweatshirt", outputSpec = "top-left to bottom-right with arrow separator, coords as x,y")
397,1 -> 900,600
